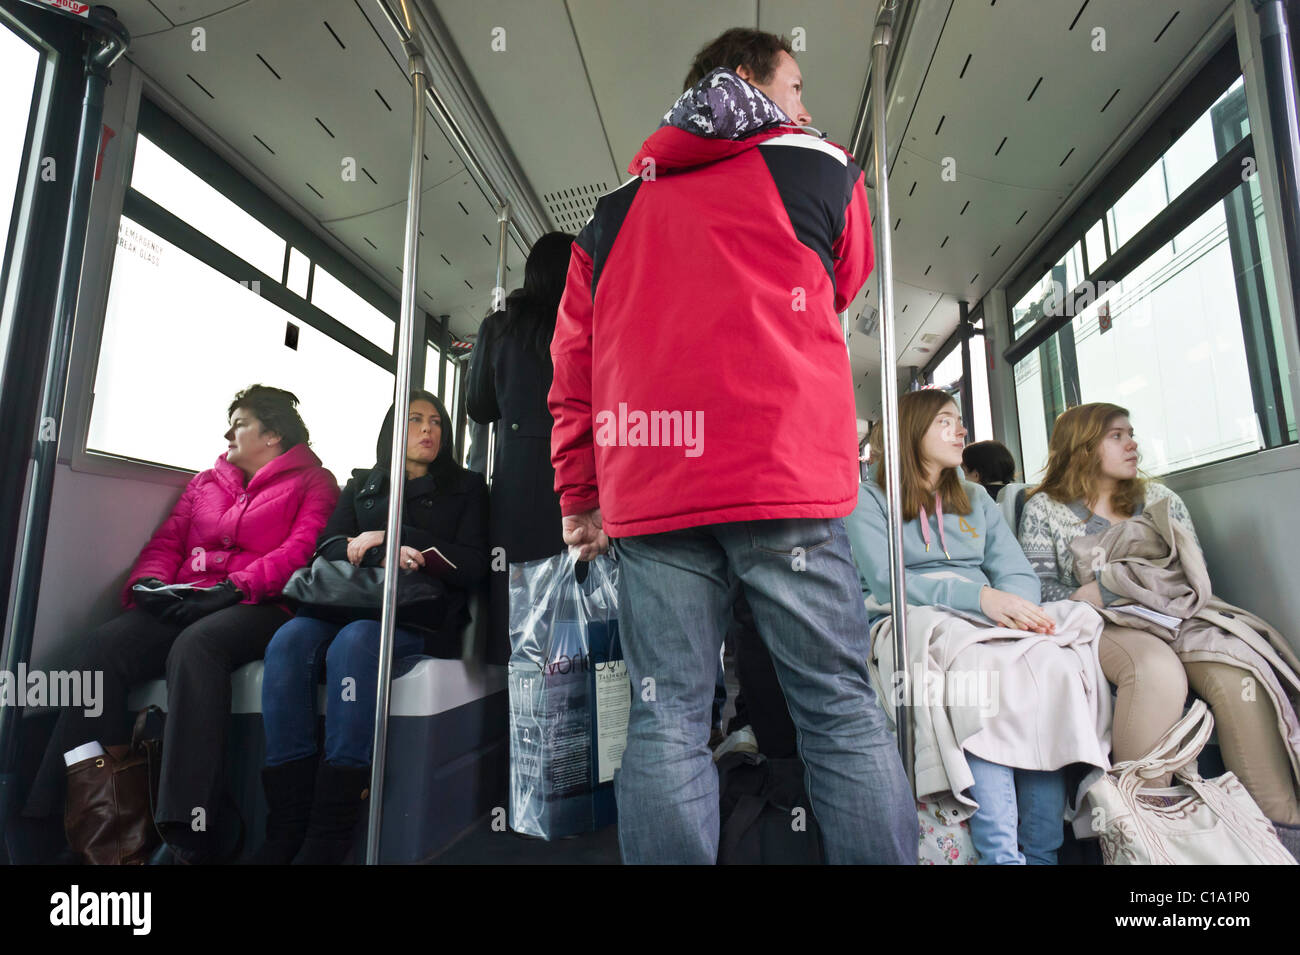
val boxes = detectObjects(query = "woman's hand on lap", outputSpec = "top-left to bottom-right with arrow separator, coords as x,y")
980,587 -> 1056,634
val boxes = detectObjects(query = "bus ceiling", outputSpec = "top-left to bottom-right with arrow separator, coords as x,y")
94,0 -> 1236,409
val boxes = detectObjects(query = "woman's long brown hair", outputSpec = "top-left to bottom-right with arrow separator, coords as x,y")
1027,402 -> 1146,516
873,390 -> 971,521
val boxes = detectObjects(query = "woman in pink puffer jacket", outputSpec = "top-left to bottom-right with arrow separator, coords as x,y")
24,385 -> 338,864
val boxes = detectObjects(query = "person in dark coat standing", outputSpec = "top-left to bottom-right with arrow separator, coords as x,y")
466,231 -> 573,665
255,389 -> 488,865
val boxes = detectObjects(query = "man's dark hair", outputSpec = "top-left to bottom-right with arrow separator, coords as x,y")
683,28 -> 794,91
962,440 -> 1017,485
228,384 -> 309,450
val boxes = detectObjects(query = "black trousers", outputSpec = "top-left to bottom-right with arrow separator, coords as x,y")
727,590 -> 798,758
25,604 -> 288,827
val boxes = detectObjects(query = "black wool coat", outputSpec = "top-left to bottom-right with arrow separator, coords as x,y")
466,307 -> 565,562
466,306 -> 566,665
315,461 -> 489,653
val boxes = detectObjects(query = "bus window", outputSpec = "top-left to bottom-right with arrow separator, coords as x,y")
88,216 -> 392,480
0,23 -> 40,277
131,134 -> 285,281
930,335 -> 992,443
1015,177 -> 1293,479
311,263 -> 394,353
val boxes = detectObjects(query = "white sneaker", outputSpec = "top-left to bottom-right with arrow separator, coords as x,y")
712,725 -> 759,761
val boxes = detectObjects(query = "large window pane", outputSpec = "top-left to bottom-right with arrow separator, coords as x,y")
423,343 -> 441,394
930,335 -> 992,444
90,218 -> 391,480
130,135 -> 285,280
311,264 -> 393,353
970,334 -> 992,445
0,24 -> 39,273
1015,176 -> 1292,477
1014,350 -> 1049,482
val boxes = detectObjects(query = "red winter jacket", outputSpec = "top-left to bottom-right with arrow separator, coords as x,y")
549,69 -> 874,538
121,443 -> 339,606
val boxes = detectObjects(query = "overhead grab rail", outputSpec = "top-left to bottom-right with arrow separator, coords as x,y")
373,0 -> 546,254
871,0 -> 914,788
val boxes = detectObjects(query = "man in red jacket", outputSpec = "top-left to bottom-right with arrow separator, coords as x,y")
549,28 -> 913,863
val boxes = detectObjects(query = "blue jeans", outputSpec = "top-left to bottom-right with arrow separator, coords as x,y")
611,517 -> 915,864
966,754 -> 1066,865
262,616 -> 425,768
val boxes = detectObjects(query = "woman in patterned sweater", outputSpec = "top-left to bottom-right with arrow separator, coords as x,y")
1018,402 -> 1299,833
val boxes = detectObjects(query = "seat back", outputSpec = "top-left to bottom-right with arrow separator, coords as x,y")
996,483 -> 1029,535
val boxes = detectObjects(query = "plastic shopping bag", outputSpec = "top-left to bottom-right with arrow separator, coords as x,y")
507,550 -> 627,839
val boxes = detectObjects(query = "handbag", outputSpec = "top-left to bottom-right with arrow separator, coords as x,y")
916,799 -> 979,865
283,536 -> 445,612
1086,700 -> 1296,865
64,707 -> 162,865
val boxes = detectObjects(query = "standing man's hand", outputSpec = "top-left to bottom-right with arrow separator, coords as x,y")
563,508 -> 609,561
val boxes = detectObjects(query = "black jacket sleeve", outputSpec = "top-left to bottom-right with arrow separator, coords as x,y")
316,475 -> 362,561
416,474 -> 490,590
466,311 -> 502,425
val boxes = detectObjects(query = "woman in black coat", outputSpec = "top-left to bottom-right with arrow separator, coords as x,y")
466,231 -> 573,665
255,389 -> 488,865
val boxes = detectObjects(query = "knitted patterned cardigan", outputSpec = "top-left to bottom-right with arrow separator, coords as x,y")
1017,481 -> 1199,603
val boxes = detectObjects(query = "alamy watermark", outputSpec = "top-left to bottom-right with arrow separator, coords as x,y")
0,663 -> 102,717
887,667 -> 1000,717
594,402 -> 703,458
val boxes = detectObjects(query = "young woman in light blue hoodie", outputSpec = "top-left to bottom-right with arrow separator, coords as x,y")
847,390 -> 1071,864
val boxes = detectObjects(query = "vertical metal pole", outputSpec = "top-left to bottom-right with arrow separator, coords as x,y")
0,10 -> 128,818
871,0 -> 913,787
494,201 -> 510,311
366,47 -> 427,865
486,202 -> 509,489
958,301 -> 975,440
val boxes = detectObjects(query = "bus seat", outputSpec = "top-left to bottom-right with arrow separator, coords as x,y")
124,585 -> 508,864
996,483 -> 1029,535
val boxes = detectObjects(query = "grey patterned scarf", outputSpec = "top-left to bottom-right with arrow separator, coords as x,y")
659,67 -> 791,140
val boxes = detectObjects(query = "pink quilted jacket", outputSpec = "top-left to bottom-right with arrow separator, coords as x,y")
121,443 -> 339,606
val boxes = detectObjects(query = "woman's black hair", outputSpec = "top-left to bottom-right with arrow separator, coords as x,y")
500,231 -> 575,359
375,389 -> 457,474
228,384 -> 309,450
961,440 -> 1017,485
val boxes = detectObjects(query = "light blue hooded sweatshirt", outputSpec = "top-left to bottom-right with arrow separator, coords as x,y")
846,466 -> 1040,627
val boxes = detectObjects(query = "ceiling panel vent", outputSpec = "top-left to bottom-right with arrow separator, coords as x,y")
544,183 -> 609,230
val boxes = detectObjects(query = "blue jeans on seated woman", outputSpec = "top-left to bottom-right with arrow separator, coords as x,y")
262,616 -> 426,768
966,753 -> 1066,865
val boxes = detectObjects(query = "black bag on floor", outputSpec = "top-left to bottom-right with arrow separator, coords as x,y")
716,752 -> 822,864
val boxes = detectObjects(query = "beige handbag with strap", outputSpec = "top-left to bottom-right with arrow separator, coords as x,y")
1087,700 -> 1296,865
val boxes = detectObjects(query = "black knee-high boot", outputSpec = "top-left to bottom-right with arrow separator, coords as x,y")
252,757 -> 318,864
291,762 -> 369,865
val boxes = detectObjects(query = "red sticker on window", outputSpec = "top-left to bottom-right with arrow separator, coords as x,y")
36,0 -> 90,16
